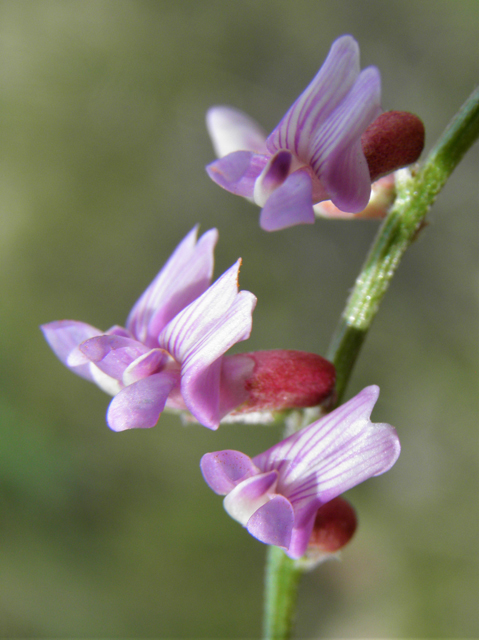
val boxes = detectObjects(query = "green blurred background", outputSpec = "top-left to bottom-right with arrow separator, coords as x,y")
0,1 -> 477,637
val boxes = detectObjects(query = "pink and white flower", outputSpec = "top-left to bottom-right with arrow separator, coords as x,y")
206,35 -> 424,230
41,227 -> 257,431
201,385 -> 400,558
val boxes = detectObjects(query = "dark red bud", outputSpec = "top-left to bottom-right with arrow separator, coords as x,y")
308,497 -> 357,553
362,111 -> 425,182
239,350 -> 335,412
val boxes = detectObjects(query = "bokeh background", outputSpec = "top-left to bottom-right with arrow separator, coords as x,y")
0,1 -> 477,637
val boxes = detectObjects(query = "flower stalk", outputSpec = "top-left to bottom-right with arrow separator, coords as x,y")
262,87 -> 478,639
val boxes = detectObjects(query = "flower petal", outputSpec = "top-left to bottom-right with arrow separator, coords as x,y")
159,261 -> 256,367
122,348 -> 170,386
285,511 -> 318,559
309,66 -> 381,212
71,335 -> 150,381
206,106 -> 268,157
253,386 -> 400,515
259,168 -> 315,231
106,371 -> 179,432
206,151 -> 269,198
247,495 -> 294,549
267,35 -> 360,159
126,227 -> 218,347
40,320 -> 103,381
200,450 -> 259,495
223,470 -> 279,526
218,353 -> 254,416
253,150 -> 293,207
180,292 -> 256,427
313,174 -> 395,219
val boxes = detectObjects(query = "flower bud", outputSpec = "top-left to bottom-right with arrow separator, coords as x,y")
308,497 -> 357,554
226,350 -> 336,415
362,110 -> 425,182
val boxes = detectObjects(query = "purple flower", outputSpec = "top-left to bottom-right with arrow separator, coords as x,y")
41,227 -> 257,431
201,386 -> 400,558
206,35 -> 382,231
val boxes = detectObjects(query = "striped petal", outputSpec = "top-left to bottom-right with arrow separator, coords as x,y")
254,386 -> 401,520
267,35 -> 360,159
126,227 -> 218,347
158,261 -> 256,428
309,67 -> 381,212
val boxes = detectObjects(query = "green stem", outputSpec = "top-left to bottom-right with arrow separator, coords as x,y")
262,546 -> 303,640
328,87 -> 479,402
262,87 -> 478,640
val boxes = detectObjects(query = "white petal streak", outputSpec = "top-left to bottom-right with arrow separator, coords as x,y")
206,106 -> 268,157
159,260 -> 255,364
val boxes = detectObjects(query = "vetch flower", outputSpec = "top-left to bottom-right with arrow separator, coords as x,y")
41,227 -> 257,431
206,35 -> 424,230
201,385 -> 400,558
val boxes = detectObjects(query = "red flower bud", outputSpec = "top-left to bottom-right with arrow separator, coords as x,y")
362,110 -> 425,181
307,497 -> 357,553
231,350 -> 336,413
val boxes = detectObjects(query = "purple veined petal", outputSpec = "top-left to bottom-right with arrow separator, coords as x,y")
200,450 -> 260,495
246,494 -> 294,550
126,227 -> 218,347
106,370 -> 179,432
253,386 -> 400,512
266,35 -> 361,159
206,151 -> 269,198
69,335 -> 151,381
40,320 -> 103,381
159,261 -> 256,365
253,150 -> 293,207
158,261 -> 256,427
179,291 -> 257,427
122,348 -> 170,386
223,469 -> 279,526
206,106 -> 269,157
259,168 -> 316,231
309,66 -> 381,212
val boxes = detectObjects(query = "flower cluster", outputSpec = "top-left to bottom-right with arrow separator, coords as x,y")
42,34 -> 413,558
